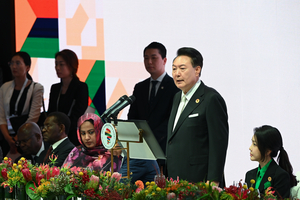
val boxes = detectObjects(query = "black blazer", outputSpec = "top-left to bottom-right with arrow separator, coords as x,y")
40,138 -> 75,167
128,74 -> 179,155
48,77 -> 88,146
166,82 -> 228,185
245,159 -> 291,198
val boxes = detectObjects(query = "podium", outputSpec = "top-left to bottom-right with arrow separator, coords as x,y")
101,119 -> 165,179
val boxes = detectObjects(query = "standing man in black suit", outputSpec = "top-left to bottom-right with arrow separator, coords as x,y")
119,42 -> 179,182
41,112 -> 75,167
166,47 -> 228,187
15,122 -> 49,165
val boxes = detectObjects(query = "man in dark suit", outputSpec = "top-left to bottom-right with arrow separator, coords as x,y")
119,42 -> 179,182
41,112 -> 75,166
15,122 -> 49,165
166,47 -> 228,187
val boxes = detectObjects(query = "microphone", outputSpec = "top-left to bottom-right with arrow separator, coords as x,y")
101,95 -> 129,118
107,95 -> 136,118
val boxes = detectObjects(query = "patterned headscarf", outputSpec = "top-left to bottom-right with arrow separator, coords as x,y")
76,113 -> 106,156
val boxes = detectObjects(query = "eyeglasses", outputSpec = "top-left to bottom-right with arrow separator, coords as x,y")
8,61 -> 24,67
15,134 -> 34,147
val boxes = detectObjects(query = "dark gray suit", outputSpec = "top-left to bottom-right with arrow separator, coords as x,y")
166,82 -> 228,186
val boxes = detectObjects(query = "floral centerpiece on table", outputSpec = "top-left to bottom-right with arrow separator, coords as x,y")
1,157 -> 32,193
133,177 -> 223,200
65,165 -> 134,200
26,155 -> 61,200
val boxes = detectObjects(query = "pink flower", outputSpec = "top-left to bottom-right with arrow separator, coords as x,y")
167,192 -> 176,199
99,185 -> 103,190
135,187 -> 142,193
21,168 -> 32,182
111,172 -> 122,182
212,186 -> 223,193
90,175 -> 99,185
70,166 -> 81,174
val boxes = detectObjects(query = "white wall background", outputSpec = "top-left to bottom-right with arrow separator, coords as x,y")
103,0 -> 300,184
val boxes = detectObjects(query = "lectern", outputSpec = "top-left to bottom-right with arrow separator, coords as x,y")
100,119 -> 165,179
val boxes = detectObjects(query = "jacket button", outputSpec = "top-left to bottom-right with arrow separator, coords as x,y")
169,141 -> 172,144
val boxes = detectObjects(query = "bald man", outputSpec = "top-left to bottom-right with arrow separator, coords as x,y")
15,122 -> 49,164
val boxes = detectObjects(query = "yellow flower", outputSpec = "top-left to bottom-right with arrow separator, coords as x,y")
152,192 -> 156,196
78,172 -> 83,176
156,187 -> 161,192
18,165 -> 22,169
249,187 -> 254,192
146,181 -> 150,186
250,179 -> 255,184
13,163 -> 17,167
106,171 -> 111,177
18,160 -> 22,165
150,181 -> 155,186
145,190 -> 148,194
66,171 -> 71,175
243,184 -> 248,189
21,157 -> 25,161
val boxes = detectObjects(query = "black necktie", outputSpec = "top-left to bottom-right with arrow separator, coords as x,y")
149,81 -> 158,103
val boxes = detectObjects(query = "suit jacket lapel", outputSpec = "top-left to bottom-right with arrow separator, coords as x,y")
148,75 -> 170,116
169,83 -> 205,139
259,160 -> 276,192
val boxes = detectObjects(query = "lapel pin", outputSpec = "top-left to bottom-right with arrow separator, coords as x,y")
195,99 -> 200,103
268,177 -> 272,182
161,86 -> 164,89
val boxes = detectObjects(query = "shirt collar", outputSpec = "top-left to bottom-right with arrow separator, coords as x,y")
150,71 -> 166,82
35,142 -> 45,157
181,79 -> 201,101
52,137 -> 68,150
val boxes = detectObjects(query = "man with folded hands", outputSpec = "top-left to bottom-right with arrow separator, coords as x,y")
166,47 -> 229,187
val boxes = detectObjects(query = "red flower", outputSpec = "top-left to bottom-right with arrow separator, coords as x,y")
1,168 -> 8,180
36,173 -> 45,185
51,166 -> 60,177
21,168 -> 32,182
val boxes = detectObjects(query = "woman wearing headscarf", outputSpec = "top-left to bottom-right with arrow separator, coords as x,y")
62,113 -> 121,172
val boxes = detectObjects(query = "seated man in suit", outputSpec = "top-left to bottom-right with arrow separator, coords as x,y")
15,122 -> 49,165
41,112 -> 75,166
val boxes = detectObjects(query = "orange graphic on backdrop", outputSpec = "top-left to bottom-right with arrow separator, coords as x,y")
78,59 -> 96,82
15,0 -> 36,51
66,4 -> 89,46
107,79 -> 128,117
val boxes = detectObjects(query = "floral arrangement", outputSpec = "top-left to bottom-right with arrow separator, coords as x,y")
0,157 -> 297,200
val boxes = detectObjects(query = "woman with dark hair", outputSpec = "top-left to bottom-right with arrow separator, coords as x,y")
0,51 -> 44,157
48,49 -> 88,146
62,113 -> 122,172
245,125 -> 297,198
